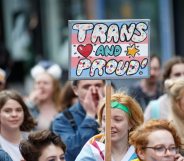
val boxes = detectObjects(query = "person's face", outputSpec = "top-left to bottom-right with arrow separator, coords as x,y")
102,108 -> 130,143
170,63 -> 184,79
147,57 -> 161,84
38,144 -> 65,161
138,130 -> 177,161
34,73 -> 54,101
0,99 -> 24,131
73,80 -> 105,107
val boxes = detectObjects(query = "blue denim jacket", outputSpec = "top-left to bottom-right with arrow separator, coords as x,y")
52,102 -> 99,161
0,148 -> 13,161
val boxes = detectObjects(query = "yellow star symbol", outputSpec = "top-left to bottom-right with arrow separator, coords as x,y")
126,44 -> 139,57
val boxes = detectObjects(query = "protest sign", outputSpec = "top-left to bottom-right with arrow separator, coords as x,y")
69,19 -> 150,80
68,19 -> 150,161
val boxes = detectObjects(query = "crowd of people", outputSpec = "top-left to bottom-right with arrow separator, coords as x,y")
0,55 -> 184,161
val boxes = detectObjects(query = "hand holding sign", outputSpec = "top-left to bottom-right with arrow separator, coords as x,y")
69,19 -> 150,161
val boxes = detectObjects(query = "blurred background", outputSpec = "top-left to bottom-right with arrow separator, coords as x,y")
0,0 -> 184,94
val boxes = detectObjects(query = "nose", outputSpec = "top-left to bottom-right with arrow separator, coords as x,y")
111,119 -> 115,127
150,69 -> 155,76
91,86 -> 97,94
165,149 -> 175,156
57,157 -> 65,161
11,111 -> 18,117
37,83 -> 44,89
150,67 -> 159,76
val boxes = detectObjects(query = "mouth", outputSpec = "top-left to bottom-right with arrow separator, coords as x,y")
111,131 -> 117,135
9,120 -> 20,123
93,95 -> 100,101
161,158 -> 174,161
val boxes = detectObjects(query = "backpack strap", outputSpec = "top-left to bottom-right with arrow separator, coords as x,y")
150,100 -> 160,119
63,110 -> 77,131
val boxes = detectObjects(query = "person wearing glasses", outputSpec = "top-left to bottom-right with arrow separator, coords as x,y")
129,119 -> 184,161
75,92 -> 144,161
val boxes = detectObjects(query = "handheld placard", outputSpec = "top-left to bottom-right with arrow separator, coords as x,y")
69,19 -> 150,161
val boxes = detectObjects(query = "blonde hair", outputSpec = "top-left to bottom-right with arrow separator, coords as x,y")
165,78 -> 184,117
165,78 -> 184,147
98,92 -> 144,132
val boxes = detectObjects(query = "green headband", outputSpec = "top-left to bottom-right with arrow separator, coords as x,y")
111,101 -> 131,115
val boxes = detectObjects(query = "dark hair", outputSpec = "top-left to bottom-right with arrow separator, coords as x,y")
163,56 -> 184,82
0,90 -> 36,131
60,81 -> 77,112
19,130 -> 66,161
52,77 -> 62,111
151,54 -> 161,67
72,80 -> 105,86
72,80 -> 79,86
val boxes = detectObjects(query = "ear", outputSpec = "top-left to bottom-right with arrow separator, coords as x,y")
72,86 -> 78,96
137,149 -> 145,160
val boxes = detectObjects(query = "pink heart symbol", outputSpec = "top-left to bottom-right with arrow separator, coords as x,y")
77,44 -> 93,58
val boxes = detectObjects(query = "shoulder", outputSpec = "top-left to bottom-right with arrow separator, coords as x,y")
0,148 -> 13,161
125,145 -> 139,161
75,141 -> 97,161
89,133 -> 105,144
76,135 -> 105,161
54,103 -> 78,120
129,84 -> 141,92
52,103 -> 80,127
0,148 -> 5,154
129,84 -> 144,98
132,159 -> 140,161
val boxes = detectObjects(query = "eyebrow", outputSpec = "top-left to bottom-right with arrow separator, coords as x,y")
45,156 -> 55,161
46,153 -> 65,159
113,115 -> 124,118
3,106 -> 22,109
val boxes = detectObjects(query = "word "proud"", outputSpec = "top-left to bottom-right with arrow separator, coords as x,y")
76,58 -> 148,77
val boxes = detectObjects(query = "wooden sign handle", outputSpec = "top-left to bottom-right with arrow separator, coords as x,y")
105,80 -> 111,161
